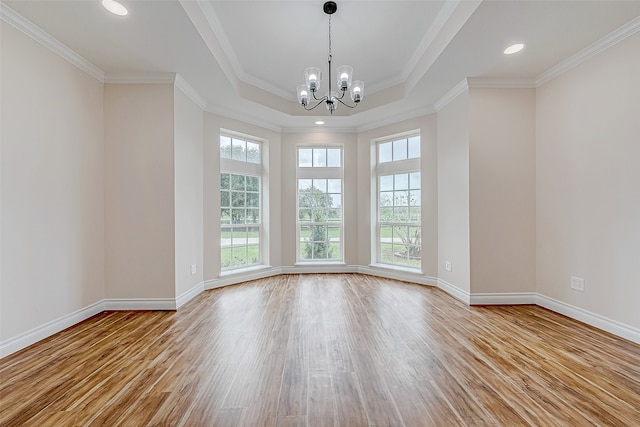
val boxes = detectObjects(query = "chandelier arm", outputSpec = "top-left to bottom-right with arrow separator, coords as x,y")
311,91 -> 327,101
303,99 -> 328,111
336,97 -> 359,109
335,89 -> 347,100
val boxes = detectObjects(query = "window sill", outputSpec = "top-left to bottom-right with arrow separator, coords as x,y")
295,261 -> 346,267
220,264 -> 272,277
368,263 -> 422,275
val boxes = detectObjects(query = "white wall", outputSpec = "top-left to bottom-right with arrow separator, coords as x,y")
1,24 -> 104,341
174,87 -> 204,298
469,88 -> 536,294
536,32 -> 640,330
104,84 -> 175,300
437,92 -> 471,293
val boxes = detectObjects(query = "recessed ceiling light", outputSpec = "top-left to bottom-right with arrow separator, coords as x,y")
102,0 -> 128,16
315,121 -> 325,125
504,43 -> 525,55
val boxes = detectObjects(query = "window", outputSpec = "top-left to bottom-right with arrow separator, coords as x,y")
297,147 -> 343,262
220,134 -> 263,271
375,134 -> 421,269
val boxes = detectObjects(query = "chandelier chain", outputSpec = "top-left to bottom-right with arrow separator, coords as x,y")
328,13 -> 332,60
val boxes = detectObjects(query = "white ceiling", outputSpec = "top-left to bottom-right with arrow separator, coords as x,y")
4,0 -> 640,131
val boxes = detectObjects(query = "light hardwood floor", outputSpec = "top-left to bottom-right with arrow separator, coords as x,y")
1,274 -> 639,426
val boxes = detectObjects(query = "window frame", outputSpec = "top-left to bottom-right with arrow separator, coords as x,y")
373,132 -> 422,271
220,132 -> 265,272
296,145 -> 344,263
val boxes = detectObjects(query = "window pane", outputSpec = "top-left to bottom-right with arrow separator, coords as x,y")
313,149 -> 327,167
379,191 -> 393,207
246,141 -> 260,163
409,206 -> 421,222
231,139 -> 246,161
246,176 -> 259,191
231,174 -> 245,191
379,206 -> 393,221
395,190 -> 409,206
220,136 -> 232,159
409,172 -> 421,189
409,190 -> 421,207
394,206 -> 409,222
379,242 -> 394,264
327,149 -> 341,167
329,194 -> 341,209
313,179 -> 327,192
327,208 -> 341,221
379,141 -> 392,163
299,148 -> 312,167
246,245 -> 260,265
327,179 -> 341,193
231,226 -> 248,245
298,179 -> 312,191
408,136 -> 420,159
220,173 -> 230,190
299,208 -> 311,221
380,175 -> 393,191
246,192 -> 259,207
220,190 -> 230,208
393,139 -> 407,161
231,208 -> 245,224
221,209 -> 231,224
394,173 -> 409,190
328,225 -> 341,259
231,191 -> 245,207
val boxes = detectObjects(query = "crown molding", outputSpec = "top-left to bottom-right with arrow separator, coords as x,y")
175,74 -> 207,110
103,72 -> 177,84
466,77 -> 536,89
536,15 -> 640,87
0,2 -> 105,82
282,126 -> 358,134
433,78 -> 469,111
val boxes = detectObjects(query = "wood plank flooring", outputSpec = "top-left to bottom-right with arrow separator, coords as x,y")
1,274 -> 639,426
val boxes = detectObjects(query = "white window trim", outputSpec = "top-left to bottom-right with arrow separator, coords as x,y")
296,145 -> 344,263
219,132 -> 267,273
372,132 -> 422,271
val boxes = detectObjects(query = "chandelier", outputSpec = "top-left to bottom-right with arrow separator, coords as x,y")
296,1 -> 364,114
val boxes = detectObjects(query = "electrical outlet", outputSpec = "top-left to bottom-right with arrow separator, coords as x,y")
570,276 -> 584,291
445,261 -> 452,272
191,264 -> 197,275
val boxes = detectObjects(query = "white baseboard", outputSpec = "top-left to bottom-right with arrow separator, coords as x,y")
205,266 -> 283,290
470,292 -> 537,305
437,278 -> 471,304
0,300 -> 105,358
3,273 -> 638,359
359,264 -> 437,287
176,281 -> 205,309
536,294 -> 640,345
104,298 -> 176,311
